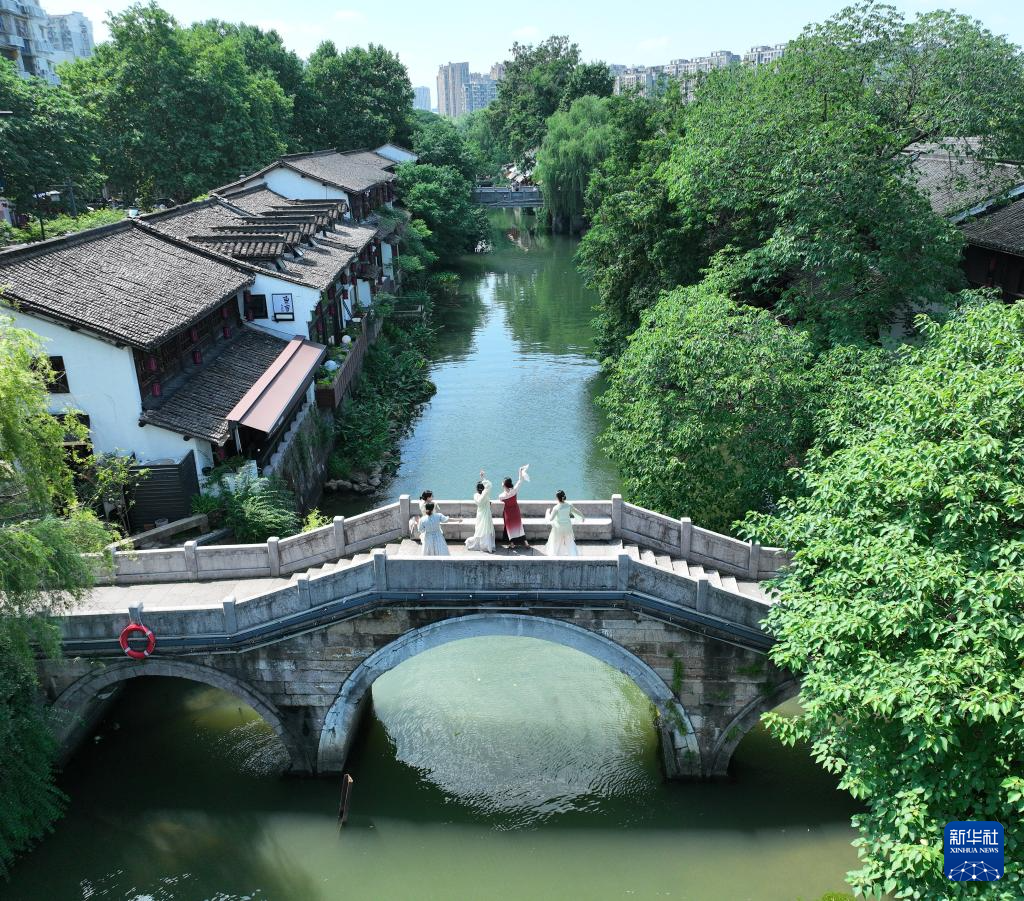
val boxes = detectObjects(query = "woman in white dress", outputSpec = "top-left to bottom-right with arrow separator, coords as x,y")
416,502 -> 450,556
545,491 -> 585,557
465,470 -> 495,553
410,489 -> 438,542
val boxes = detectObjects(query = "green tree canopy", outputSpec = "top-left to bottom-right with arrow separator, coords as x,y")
456,109 -> 508,180
294,41 -> 412,152
395,162 -> 487,262
0,58 -> 102,207
743,298 -> 1024,899
559,60 -> 614,108
582,4 -> 1024,349
60,2 -> 289,202
600,285 -> 820,532
409,110 -> 477,181
489,35 -> 581,164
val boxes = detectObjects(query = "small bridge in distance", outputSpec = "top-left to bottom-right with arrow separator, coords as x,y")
40,496 -> 796,783
473,185 -> 543,207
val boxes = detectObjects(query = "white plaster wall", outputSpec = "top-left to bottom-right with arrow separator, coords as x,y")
6,309 -> 204,473
381,242 -> 394,276
246,272 -> 321,341
356,278 -> 373,308
263,168 -> 347,202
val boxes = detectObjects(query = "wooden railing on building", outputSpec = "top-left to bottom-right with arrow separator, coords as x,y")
315,312 -> 383,411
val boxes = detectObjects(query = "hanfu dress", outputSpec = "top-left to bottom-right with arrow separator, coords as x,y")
544,502 -> 585,556
417,511 -> 450,556
465,479 -> 496,553
498,465 -> 530,544
411,498 -> 441,543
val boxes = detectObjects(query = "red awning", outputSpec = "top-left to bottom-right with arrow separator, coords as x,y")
226,336 -> 326,436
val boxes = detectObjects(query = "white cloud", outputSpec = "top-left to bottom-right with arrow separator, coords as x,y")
334,10 -> 365,23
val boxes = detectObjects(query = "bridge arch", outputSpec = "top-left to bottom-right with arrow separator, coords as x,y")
706,679 -> 801,777
317,612 -> 701,776
51,658 -> 311,772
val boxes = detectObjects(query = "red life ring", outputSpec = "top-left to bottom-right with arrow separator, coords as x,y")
119,622 -> 156,659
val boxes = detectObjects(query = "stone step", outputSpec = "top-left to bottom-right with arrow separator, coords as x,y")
705,568 -> 722,588
720,574 -> 739,593
655,554 -> 672,570
640,549 -> 657,566
670,559 -> 689,576
623,544 -> 641,561
688,564 -> 706,580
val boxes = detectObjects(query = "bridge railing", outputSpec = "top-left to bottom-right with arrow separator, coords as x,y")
62,550 -> 775,654
93,495 -> 786,587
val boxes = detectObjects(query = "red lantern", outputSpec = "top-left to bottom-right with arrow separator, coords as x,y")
221,306 -> 230,320
222,325 -> 232,339
341,287 -> 349,300
192,349 -> 203,364
146,355 -> 158,372
245,309 -> 255,322
151,380 -> 162,397
189,326 -> 199,343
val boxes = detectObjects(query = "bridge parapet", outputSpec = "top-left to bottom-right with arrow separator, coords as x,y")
93,497 -> 787,587
60,550 -> 774,657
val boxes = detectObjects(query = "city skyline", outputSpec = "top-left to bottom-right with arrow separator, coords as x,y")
39,0 -> 1024,94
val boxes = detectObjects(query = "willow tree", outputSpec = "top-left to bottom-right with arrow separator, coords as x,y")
0,316 -> 114,875
535,95 -> 618,232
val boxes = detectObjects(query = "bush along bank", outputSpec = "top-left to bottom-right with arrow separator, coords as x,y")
325,317 -> 437,494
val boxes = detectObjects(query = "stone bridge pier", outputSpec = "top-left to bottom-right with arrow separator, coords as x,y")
41,606 -> 795,781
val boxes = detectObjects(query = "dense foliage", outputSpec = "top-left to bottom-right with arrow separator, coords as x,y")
395,162 -> 488,260
0,58 -> 101,207
579,4 -> 1024,348
744,300 -> 1024,899
293,41 -> 412,153
0,318 -> 116,876
601,285 -> 820,532
535,95 -> 618,231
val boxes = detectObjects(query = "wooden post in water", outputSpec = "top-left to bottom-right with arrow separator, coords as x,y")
338,773 -> 354,827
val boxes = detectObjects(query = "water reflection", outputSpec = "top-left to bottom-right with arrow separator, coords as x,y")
322,209 -> 620,516
370,638 -> 658,827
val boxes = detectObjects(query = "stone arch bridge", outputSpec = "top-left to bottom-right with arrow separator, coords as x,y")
41,496 -> 794,780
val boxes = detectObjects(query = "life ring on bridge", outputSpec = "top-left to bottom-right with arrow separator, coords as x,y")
119,622 -> 156,660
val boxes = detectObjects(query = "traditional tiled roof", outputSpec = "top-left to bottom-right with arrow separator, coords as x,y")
960,197 -> 1024,257
907,142 -> 1024,219
0,221 -> 252,349
217,183 -> 295,215
277,150 -> 396,192
323,223 -> 377,253
338,150 -> 398,171
269,239 -> 358,290
140,197 -> 246,240
188,235 -> 291,260
140,328 -> 289,443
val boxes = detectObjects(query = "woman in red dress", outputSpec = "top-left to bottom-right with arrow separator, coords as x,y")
498,465 -> 529,548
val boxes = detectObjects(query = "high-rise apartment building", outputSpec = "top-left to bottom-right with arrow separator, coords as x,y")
46,11 -> 93,67
437,61 -> 470,118
463,76 -> 498,114
742,43 -> 787,66
0,0 -> 61,83
413,85 -> 431,111
613,45 -> 786,99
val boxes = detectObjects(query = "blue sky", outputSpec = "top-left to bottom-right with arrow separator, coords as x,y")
47,0 -> 1024,104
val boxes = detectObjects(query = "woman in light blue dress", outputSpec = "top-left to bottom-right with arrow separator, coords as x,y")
544,491 -> 585,556
416,502 -> 450,556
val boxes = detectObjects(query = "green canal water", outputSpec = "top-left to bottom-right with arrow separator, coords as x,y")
5,211 -> 862,900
